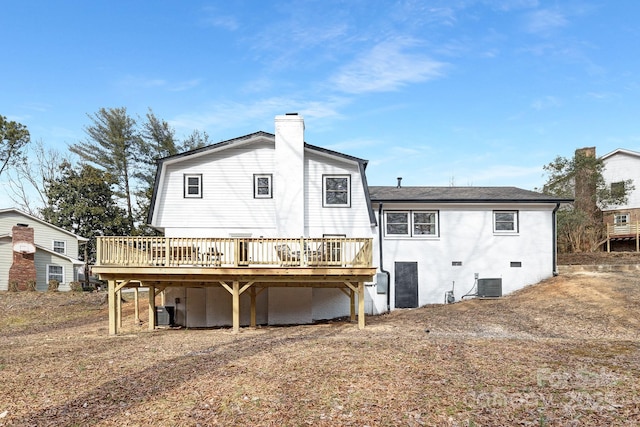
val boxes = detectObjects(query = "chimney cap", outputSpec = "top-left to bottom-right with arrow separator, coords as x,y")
17,223 -> 29,227
285,112 -> 298,115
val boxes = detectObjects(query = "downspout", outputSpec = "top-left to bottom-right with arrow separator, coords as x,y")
378,203 -> 391,311
552,203 -> 560,276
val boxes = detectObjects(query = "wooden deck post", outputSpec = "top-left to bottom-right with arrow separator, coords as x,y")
108,280 -> 117,335
116,288 -> 122,330
232,281 -> 240,333
358,282 -> 365,330
250,286 -> 257,327
134,287 -> 140,325
148,285 -> 156,331
349,288 -> 356,322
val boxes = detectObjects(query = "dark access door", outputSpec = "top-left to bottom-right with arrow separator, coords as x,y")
395,262 -> 418,308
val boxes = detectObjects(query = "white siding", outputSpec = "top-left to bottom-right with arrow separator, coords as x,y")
0,238 -> 11,291
372,203 -> 557,310
0,211 -> 81,258
602,152 -> 640,210
155,141 -> 277,236
35,251 -> 76,291
304,151 -> 374,237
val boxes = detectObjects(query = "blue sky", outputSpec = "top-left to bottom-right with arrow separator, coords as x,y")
2,0 -> 639,205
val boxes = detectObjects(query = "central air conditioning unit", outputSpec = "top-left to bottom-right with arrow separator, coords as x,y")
477,278 -> 502,298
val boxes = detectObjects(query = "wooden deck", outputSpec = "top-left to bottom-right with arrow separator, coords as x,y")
604,222 -> 640,252
92,237 -> 376,335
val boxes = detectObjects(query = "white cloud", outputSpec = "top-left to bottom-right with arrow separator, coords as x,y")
524,9 -> 568,35
169,97 -> 349,135
330,38 -> 447,94
168,79 -> 203,92
201,7 -> 239,31
531,95 -> 561,110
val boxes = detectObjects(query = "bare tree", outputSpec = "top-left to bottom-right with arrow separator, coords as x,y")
6,140 -> 69,216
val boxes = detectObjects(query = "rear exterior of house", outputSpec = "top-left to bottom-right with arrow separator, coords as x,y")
0,209 -> 86,291
141,113 -> 376,328
94,114 -> 569,333
601,149 -> 640,251
368,186 -> 565,312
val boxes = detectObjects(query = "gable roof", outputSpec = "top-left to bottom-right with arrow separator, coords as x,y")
147,131 -> 377,225
600,148 -> 640,161
368,186 -> 573,204
0,208 -> 88,241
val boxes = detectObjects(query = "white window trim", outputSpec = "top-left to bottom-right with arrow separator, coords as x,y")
322,174 -> 351,207
614,213 -> 630,225
253,174 -> 272,199
493,210 -> 519,234
184,174 -> 203,198
384,210 -> 439,238
53,240 -> 66,254
47,264 -> 64,284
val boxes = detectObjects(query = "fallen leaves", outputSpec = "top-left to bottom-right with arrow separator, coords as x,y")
1,270 -> 639,425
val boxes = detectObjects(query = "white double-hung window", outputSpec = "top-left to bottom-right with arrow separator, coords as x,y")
493,210 -> 518,233
254,174 -> 272,198
47,265 -> 64,283
323,175 -> 351,207
184,174 -> 202,198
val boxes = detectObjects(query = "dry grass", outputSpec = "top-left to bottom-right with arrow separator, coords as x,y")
1,270 -> 639,426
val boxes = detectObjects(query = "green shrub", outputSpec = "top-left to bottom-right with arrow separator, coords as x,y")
69,281 -> 83,292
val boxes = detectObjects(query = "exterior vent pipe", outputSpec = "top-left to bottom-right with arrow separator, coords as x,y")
397,177 -> 402,188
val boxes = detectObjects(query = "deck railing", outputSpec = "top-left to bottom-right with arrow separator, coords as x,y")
607,222 -> 640,237
96,236 -> 373,268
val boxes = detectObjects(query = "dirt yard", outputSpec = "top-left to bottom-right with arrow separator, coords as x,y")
1,257 -> 639,426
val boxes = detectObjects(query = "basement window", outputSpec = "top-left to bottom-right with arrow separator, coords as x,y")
510,261 -> 522,267
184,174 -> 202,198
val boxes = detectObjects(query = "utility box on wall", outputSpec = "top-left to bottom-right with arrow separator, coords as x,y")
375,272 -> 388,294
477,278 -> 502,298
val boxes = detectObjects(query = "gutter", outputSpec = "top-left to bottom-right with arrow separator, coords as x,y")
378,203 -> 391,311
552,203 -> 560,276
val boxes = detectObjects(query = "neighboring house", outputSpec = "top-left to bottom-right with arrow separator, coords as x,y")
0,208 -> 87,291
93,114 -> 570,333
600,148 -> 640,251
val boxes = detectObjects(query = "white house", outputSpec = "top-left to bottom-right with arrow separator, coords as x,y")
369,185 -> 566,312
600,148 -> 640,251
0,208 -> 87,291
94,114 -> 569,332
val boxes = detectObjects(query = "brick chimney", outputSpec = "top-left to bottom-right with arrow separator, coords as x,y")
8,225 -> 37,291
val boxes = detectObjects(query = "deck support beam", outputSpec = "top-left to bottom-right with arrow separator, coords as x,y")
250,287 -> 257,327
232,281 -> 240,333
116,289 -> 122,330
133,287 -> 140,325
108,280 -> 117,335
357,282 -> 365,330
350,288 -> 356,321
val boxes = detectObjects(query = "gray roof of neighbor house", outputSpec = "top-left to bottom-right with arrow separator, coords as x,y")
368,186 -> 573,203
